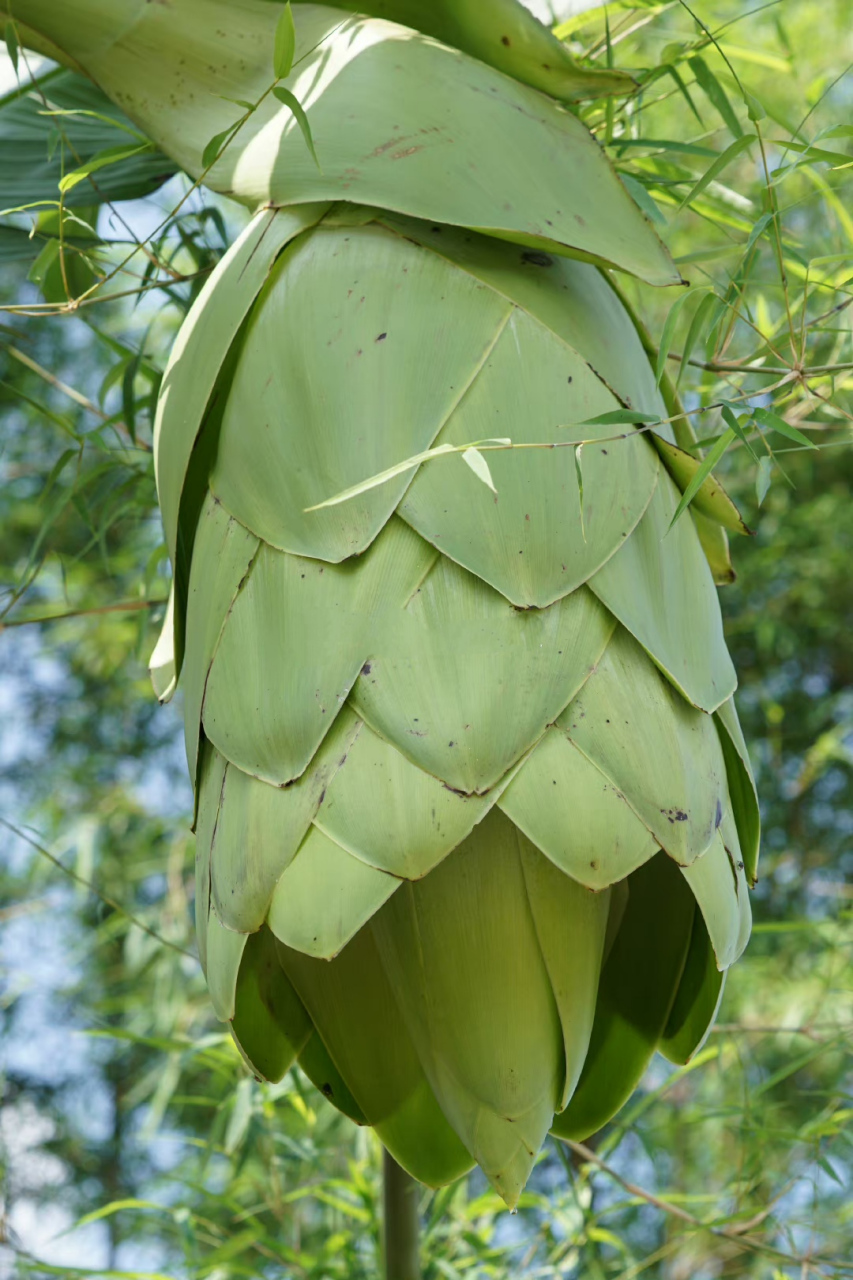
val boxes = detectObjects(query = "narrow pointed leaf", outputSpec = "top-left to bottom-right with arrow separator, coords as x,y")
652,433 -> 751,534
667,427 -> 736,530
580,410 -> 661,427
461,446 -> 496,494
689,56 -> 743,138
677,291 -> 718,388
753,406 -> 817,449
273,2 -> 296,79
656,288 -> 700,387
677,135 -> 756,211
271,86 -> 320,170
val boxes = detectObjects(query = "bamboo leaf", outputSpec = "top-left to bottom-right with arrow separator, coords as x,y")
743,211 -> 775,260
663,63 -> 705,127
677,291 -> 718,388
678,135 -> 756,211
612,138 -> 717,158
273,2 -> 297,80
656,288 -> 699,387
58,143 -> 154,193
122,348 -> 143,444
303,444 -> 458,511
201,125 -> 238,170
218,95 -> 257,111
668,428 -> 736,529
579,410 -> 662,427
575,443 -> 586,542
38,106 -> 148,143
5,21 -> 19,75
69,1199 -> 167,1231
755,455 -> 772,506
688,56 -> 743,138
719,402 -> 759,461
224,1078 -> 253,1154
272,86 -> 321,170
817,1155 -> 844,1187
744,91 -> 765,122
305,439 -> 511,510
461,446 -> 497,493
753,406 -> 818,449
653,433 -> 751,534
779,139 -> 853,168
620,173 -> 666,227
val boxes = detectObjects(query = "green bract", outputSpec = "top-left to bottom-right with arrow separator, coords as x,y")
153,205 -> 757,1207
10,0 -> 759,1209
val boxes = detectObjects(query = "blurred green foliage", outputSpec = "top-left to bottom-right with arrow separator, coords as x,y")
1,1 -> 851,1277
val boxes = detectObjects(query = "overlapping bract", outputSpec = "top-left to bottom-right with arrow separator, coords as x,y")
7,0 -> 760,1212
154,206 -> 758,1206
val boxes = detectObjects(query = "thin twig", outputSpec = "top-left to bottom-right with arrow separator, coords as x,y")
1,597 -> 167,629
5,344 -> 149,450
565,1141 -> 844,1274
0,817 -> 194,960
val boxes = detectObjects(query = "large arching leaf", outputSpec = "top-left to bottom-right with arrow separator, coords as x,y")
289,0 -> 635,101
13,1 -> 680,284
0,67 -> 176,208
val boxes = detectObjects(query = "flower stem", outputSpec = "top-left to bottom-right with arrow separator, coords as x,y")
383,1150 -> 420,1280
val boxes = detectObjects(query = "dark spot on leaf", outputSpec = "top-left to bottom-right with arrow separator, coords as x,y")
501,35 -> 511,46
321,1083 -> 333,1097
376,332 -> 387,342
715,799 -> 723,827
522,250 -> 553,267
361,661 -> 372,676
567,376 -> 573,384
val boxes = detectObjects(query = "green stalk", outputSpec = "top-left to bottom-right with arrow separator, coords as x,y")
383,1150 -> 421,1280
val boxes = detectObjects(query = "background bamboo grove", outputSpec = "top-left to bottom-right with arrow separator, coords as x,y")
0,0 -> 851,1276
